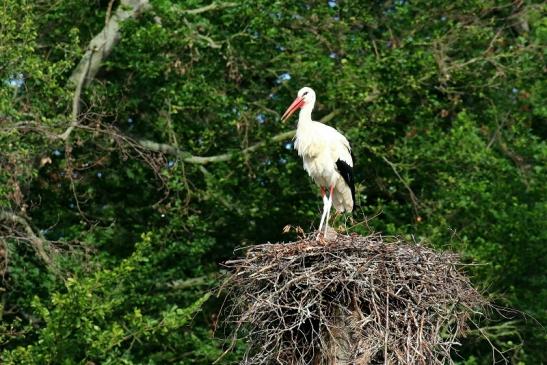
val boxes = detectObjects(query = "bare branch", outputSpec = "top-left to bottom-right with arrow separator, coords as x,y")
59,0 -> 151,141
59,50 -> 92,141
182,18 -> 222,49
318,108 -> 341,124
68,0 -> 151,88
163,276 -> 212,290
0,210 -> 52,266
137,109 -> 341,164
181,1 -> 238,15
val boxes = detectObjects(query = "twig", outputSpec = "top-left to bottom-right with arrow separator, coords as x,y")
381,156 -> 420,217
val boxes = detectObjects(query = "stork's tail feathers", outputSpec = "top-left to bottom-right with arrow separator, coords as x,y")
335,159 -> 355,212
332,177 -> 354,213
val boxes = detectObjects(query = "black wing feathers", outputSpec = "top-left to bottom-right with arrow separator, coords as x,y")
335,158 -> 355,211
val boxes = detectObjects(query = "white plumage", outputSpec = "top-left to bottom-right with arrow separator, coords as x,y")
282,87 -> 355,235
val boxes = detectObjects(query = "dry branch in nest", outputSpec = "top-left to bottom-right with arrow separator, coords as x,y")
222,233 -> 486,365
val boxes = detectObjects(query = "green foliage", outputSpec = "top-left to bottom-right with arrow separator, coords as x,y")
2,234 -> 219,364
0,0 -> 545,363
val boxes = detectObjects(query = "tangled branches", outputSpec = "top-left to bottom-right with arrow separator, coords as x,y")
223,233 -> 486,364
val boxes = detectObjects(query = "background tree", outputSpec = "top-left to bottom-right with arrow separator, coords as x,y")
0,0 -> 545,364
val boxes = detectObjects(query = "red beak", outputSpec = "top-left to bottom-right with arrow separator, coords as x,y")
281,96 -> 304,122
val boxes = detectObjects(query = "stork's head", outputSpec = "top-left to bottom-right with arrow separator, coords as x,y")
281,87 -> 316,122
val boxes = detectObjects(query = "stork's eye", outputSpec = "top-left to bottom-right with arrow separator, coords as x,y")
302,91 -> 308,96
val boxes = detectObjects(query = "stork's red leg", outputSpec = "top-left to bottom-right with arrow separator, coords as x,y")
321,186 -> 328,205
318,186 -> 329,236
324,185 -> 335,237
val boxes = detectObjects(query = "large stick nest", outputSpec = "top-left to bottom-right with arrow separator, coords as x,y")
223,233 -> 486,365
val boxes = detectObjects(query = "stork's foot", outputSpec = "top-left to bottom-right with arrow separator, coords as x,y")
315,230 -> 328,245
316,225 -> 336,244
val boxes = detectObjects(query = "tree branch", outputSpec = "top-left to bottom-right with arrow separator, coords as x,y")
162,275 -> 213,290
138,109 -> 341,164
60,0 -> 151,141
181,1 -> 238,15
68,0 -> 151,88
0,211 -> 52,266
59,49 -> 92,141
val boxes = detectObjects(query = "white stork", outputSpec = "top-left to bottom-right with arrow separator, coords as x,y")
281,87 -> 355,236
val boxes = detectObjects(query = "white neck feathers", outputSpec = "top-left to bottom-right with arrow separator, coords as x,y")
298,102 -> 314,127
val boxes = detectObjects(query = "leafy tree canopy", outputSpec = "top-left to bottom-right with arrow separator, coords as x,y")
0,0 -> 545,363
